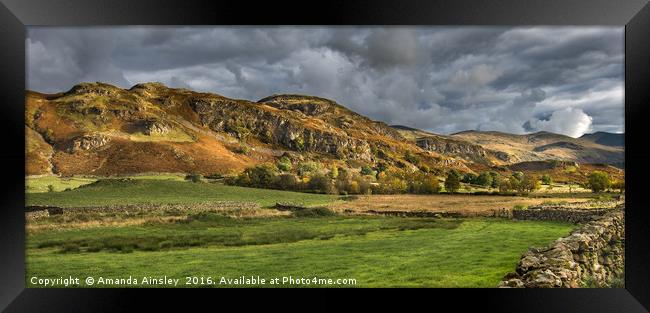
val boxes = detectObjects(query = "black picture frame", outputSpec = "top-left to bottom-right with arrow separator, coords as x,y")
1,0 -> 649,311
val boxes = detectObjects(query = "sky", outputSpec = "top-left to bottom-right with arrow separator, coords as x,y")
26,26 -> 624,137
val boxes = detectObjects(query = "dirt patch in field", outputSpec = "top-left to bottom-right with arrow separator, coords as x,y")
330,194 -> 591,217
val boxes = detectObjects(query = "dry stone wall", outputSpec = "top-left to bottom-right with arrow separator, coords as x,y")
499,208 -> 624,288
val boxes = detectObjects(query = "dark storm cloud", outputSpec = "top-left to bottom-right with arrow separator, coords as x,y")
26,26 -> 624,136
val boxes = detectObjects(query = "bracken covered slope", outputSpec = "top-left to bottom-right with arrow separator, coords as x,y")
26,82 -> 468,176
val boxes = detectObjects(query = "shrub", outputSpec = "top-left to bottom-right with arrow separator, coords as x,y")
404,151 -> 419,165
293,207 -> 337,217
276,173 -> 300,190
420,175 -> 441,194
329,165 -> 339,179
233,143 -> 251,155
513,204 -> 528,210
47,184 -> 56,192
277,156 -> 292,172
588,171 -> 611,193
297,161 -> 321,176
360,165 -> 374,176
234,164 -> 279,188
541,174 -> 553,185
307,173 -> 336,194
612,180 -> 625,193
184,173 -> 203,183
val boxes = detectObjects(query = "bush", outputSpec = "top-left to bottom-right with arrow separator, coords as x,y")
612,180 -> 625,193
293,207 -> 337,217
360,165 -> 374,176
307,173 -> 336,194
419,175 -> 441,194
47,184 -> 56,192
233,164 -> 279,188
297,161 -> 321,176
276,173 -> 300,190
277,156 -> 292,172
541,174 -> 553,185
329,165 -> 339,179
184,173 -> 203,183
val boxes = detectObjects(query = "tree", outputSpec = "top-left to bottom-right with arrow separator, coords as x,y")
276,173 -> 300,190
308,173 -> 335,194
329,165 -> 339,179
612,179 -> 625,193
509,175 -> 522,192
541,174 -> 553,185
462,173 -> 478,184
499,180 -> 511,193
420,175 -> 441,194
489,171 -> 500,188
588,171 -> 611,193
476,172 -> 493,187
521,174 -> 541,192
236,164 -> 278,188
445,171 -> 461,193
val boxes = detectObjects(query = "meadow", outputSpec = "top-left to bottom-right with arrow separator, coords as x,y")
26,175 -> 577,288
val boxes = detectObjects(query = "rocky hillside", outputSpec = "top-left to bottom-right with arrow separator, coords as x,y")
25,82 -> 625,179
392,125 -> 511,165
25,82 -> 469,177
450,130 -> 624,165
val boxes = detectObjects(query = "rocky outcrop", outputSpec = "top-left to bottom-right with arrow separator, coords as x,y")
499,209 -> 624,288
416,136 -> 510,164
68,133 -> 110,152
143,120 -> 171,135
507,160 -> 578,172
189,97 -> 374,160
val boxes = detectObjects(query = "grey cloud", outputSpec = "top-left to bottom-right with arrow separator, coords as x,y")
26,26 -> 624,136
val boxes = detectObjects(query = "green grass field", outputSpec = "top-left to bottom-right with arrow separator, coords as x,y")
27,216 -> 573,288
26,178 -> 337,208
25,176 -> 577,288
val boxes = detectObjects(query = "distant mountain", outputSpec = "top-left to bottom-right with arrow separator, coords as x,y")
580,132 -> 624,147
450,130 -> 624,165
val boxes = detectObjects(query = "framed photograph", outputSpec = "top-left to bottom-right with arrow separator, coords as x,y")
1,0 -> 649,311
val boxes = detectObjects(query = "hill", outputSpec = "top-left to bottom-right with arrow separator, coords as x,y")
580,132 -> 624,147
25,82 -> 469,177
25,82 -> 624,182
450,130 -> 624,165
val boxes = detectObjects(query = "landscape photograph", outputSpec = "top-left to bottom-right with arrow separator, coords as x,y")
25,26 -> 625,288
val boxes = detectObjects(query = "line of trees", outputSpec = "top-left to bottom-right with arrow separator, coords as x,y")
222,159 -> 624,195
